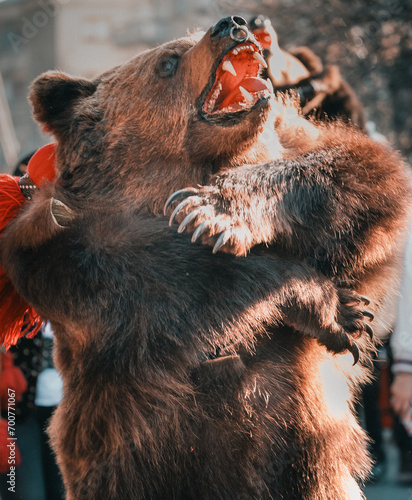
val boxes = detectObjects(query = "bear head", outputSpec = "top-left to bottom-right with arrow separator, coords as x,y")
29,17 -> 274,214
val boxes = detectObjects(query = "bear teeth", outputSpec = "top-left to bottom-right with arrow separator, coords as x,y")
207,83 -> 223,112
239,86 -> 254,104
252,52 -> 268,68
203,42 -> 269,115
212,90 -> 268,114
222,60 -> 237,77
232,44 -> 255,56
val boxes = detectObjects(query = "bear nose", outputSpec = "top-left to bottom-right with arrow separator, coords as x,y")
210,16 -> 249,43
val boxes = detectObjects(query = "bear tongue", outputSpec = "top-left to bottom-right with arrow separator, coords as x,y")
218,77 -> 269,110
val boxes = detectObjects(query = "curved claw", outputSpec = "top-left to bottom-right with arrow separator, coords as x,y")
50,198 -> 75,227
361,309 -> 374,322
169,197 -> 200,227
364,323 -> 374,340
164,188 -> 199,216
212,230 -> 231,254
178,210 -> 200,234
192,221 -> 211,243
348,341 -> 360,366
359,295 -> 371,306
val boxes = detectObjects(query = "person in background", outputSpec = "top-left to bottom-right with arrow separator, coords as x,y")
249,14 -> 366,130
390,218 -> 412,483
12,152 -> 33,177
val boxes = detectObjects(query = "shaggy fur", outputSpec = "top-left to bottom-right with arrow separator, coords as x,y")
1,19 -> 410,500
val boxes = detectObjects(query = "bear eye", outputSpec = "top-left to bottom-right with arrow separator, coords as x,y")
157,56 -> 179,77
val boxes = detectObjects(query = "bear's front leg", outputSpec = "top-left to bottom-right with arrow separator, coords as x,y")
165,184 -> 257,257
165,135 -> 410,267
279,277 -> 374,365
164,155 -> 336,258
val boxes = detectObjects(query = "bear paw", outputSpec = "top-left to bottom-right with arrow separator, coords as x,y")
319,289 -> 374,365
164,187 -> 254,256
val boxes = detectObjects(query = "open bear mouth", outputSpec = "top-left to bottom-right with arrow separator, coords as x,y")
202,42 -> 272,116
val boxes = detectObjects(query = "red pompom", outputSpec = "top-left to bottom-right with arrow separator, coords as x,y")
0,143 -> 56,348
0,419 -> 21,473
0,175 -> 25,234
0,175 -> 42,347
27,143 -> 56,186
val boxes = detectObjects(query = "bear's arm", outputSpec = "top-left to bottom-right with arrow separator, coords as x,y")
0,189 -> 369,362
168,132 -> 410,275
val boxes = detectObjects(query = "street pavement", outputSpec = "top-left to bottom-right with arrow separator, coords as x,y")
364,430 -> 412,500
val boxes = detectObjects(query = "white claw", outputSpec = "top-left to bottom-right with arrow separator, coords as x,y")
239,86 -> 254,105
169,197 -> 198,227
164,188 -> 198,216
222,60 -> 237,77
192,221 -> 210,243
50,198 -> 75,228
252,51 -> 268,69
213,230 -> 231,254
178,210 -> 200,234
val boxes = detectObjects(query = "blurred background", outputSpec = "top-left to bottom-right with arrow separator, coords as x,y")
0,0 -> 411,173
0,1 -> 412,499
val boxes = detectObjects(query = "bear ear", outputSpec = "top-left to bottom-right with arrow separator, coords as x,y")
29,71 -> 97,135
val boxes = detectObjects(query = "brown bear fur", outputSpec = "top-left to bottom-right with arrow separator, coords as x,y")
1,18 -> 411,500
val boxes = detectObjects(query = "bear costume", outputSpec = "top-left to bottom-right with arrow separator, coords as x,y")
1,16 -> 410,500
249,15 -> 366,129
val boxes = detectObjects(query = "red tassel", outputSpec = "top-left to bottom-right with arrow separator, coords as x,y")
0,175 -> 41,348
0,419 -> 21,473
0,144 -> 56,348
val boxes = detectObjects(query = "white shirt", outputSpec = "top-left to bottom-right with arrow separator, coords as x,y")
34,322 -> 63,407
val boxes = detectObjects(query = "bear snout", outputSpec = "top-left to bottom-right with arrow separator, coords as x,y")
210,16 -> 249,43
